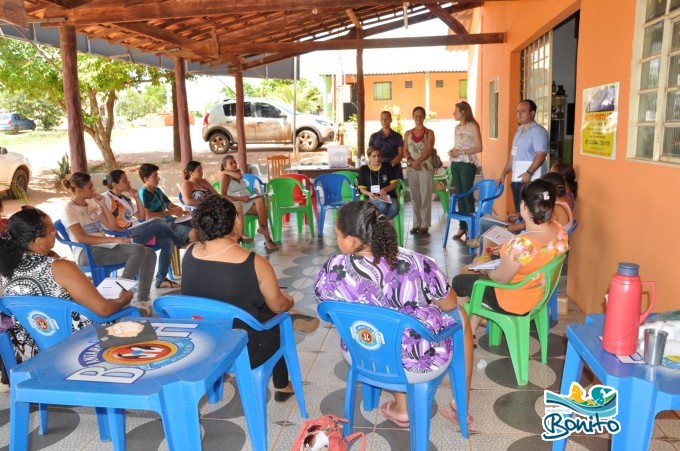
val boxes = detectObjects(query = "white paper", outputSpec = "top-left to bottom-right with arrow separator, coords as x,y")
174,215 -> 192,223
93,243 -> 120,249
468,259 -> 501,271
373,195 -> 392,204
511,160 -> 543,182
484,226 -> 516,245
482,214 -> 509,227
249,193 -> 264,199
97,277 -> 138,298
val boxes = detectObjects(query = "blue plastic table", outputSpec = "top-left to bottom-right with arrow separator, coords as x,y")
553,314 -> 680,451
9,317 -> 265,451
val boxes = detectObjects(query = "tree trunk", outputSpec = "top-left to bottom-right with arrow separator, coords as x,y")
84,89 -> 118,170
172,80 -> 181,162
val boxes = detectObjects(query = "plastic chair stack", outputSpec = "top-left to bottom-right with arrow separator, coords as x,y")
317,301 -> 469,450
0,295 -> 138,439
154,295 -> 308,445
267,177 -> 315,242
443,179 -> 504,252
464,253 -> 567,385
313,173 -> 356,237
54,219 -> 126,286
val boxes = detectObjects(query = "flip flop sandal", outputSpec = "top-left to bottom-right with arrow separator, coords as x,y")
381,401 -> 410,428
155,278 -> 180,289
264,240 -> 279,251
291,313 -> 320,333
440,405 -> 474,429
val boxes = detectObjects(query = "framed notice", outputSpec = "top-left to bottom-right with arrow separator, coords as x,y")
580,82 -> 619,159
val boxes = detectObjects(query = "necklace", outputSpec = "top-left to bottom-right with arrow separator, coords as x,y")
195,241 -> 239,259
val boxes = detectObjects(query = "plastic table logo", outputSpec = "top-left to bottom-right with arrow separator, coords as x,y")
28,310 -> 58,336
350,321 -> 384,350
542,382 -> 621,441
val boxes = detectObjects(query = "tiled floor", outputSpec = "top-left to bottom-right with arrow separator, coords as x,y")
1,200 -> 679,450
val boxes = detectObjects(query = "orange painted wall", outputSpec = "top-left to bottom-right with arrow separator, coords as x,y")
359,72 -> 468,120
475,0 -> 679,313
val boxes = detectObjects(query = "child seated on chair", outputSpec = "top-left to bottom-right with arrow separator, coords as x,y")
314,201 -> 474,428
451,179 -> 568,335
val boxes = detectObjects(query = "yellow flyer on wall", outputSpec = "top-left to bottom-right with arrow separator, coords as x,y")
581,82 -> 619,159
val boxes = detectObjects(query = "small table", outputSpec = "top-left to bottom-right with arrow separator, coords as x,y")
9,317 -> 265,451
287,164 -> 359,179
553,314 -> 680,451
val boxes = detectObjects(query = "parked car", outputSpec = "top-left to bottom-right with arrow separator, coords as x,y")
202,98 -> 334,154
0,147 -> 31,199
0,112 -> 36,134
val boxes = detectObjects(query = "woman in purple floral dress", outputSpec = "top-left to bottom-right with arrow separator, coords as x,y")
314,201 -> 473,428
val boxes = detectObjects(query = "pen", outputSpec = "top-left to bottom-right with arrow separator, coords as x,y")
116,281 -> 129,292
279,286 -> 287,289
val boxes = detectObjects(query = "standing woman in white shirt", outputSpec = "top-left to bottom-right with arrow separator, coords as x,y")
61,172 -> 156,315
403,106 -> 435,235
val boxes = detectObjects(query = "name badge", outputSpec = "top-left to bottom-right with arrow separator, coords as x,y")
371,185 -> 380,194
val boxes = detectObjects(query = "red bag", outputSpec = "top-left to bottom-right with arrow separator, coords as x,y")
291,414 -> 366,451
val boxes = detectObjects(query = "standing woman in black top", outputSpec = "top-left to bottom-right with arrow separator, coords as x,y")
357,146 -> 400,220
181,195 -> 298,401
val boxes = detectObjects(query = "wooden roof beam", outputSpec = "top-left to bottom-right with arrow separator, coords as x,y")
115,22 -> 212,58
427,4 -> 467,34
43,0 -> 440,25
360,2 -> 478,38
218,32 -> 505,54
346,9 -> 363,30
230,52 -> 302,74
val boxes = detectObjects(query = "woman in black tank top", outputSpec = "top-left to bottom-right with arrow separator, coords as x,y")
181,195 -> 297,400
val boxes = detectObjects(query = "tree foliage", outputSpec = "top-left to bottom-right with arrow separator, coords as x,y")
221,78 -> 321,114
116,84 -> 168,121
0,37 -> 171,169
0,91 -> 64,130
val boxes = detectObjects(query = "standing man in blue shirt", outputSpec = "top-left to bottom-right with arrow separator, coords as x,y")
497,99 -> 549,211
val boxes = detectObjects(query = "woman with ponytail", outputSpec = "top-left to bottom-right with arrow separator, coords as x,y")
0,208 -> 133,362
314,201 -> 473,428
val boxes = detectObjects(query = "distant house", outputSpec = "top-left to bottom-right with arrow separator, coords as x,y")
318,48 -> 468,121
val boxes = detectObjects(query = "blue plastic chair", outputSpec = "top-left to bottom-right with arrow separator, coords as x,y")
0,295 -> 138,440
54,219 -> 126,286
317,301 -> 469,450
547,220 -> 578,321
314,173 -> 356,237
177,191 -> 196,212
444,179 -> 504,252
153,295 -> 308,442
243,173 -> 267,194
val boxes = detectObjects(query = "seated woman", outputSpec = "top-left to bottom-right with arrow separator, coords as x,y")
61,172 -> 156,315
181,195 -> 298,401
357,146 -> 400,220
102,169 -> 186,289
314,201 -> 473,428
179,160 -> 220,208
550,161 -> 578,209
0,207 -> 133,362
219,155 -> 278,250
452,179 -> 569,334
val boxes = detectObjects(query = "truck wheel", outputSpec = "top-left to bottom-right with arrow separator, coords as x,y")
209,132 -> 231,154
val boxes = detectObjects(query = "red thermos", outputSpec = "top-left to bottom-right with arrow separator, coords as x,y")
602,262 -> 656,356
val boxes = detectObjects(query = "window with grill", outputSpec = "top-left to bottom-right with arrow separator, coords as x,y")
520,32 -> 552,132
630,0 -> 680,163
405,81 -> 413,88
373,82 -> 392,100
489,79 -> 499,139
436,80 -> 444,88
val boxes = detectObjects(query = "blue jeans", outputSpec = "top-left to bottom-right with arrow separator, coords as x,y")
130,218 -> 186,283
511,181 -> 523,212
369,198 -> 400,220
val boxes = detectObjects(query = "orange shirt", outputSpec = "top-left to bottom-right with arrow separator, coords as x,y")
494,223 -> 569,315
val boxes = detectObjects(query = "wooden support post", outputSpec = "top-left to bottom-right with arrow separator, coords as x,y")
174,57 -> 192,167
235,72 -> 248,171
356,32 -> 365,159
171,80 -> 181,162
59,25 -> 87,173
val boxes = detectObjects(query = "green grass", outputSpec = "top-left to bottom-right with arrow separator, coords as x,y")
0,129 -> 69,147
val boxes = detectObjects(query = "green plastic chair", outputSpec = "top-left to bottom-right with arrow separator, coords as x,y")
432,166 -> 452,213
333,170 -> 359,202
464,253 -> 567,385
267,177 -> 315,242
213,179 -> 260,242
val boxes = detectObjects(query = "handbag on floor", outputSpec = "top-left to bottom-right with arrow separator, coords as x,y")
292,414 -> 366,451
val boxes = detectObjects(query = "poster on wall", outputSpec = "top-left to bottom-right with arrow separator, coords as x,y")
580,82 -> 619,159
